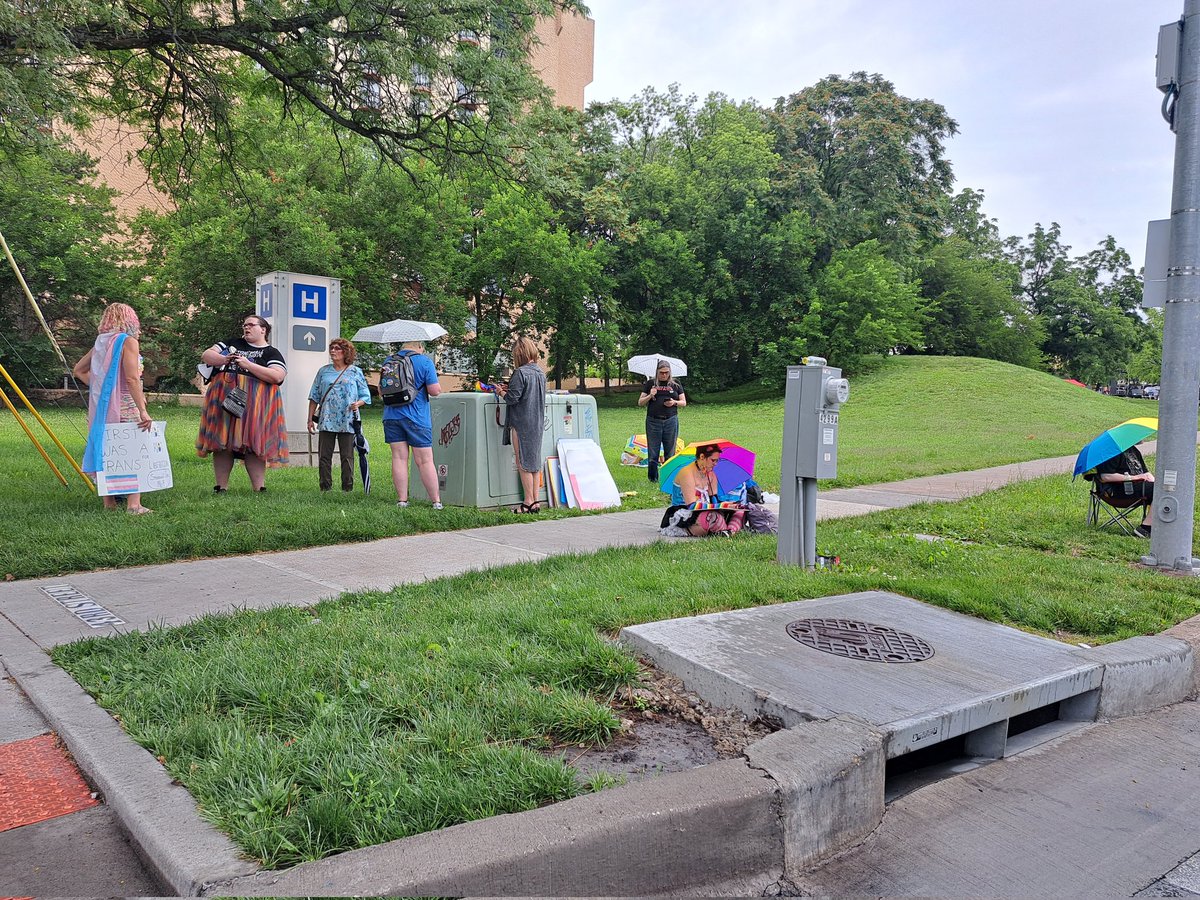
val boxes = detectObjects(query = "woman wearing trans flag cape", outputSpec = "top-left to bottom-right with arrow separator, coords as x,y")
72,303 -> 154,513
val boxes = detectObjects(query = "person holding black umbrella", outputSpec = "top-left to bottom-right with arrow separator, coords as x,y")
306,338 -> 371,492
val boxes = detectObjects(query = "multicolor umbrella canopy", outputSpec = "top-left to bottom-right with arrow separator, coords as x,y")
658,439 -> 756,496
350,412 -> 371,493
1073,417 -> 1158,478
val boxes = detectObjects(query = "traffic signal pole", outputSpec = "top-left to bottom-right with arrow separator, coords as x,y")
1148,0 -> 1200,572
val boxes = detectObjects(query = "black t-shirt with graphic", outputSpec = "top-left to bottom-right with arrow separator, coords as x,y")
641,378 -> 684,419
223,338 -> 286,383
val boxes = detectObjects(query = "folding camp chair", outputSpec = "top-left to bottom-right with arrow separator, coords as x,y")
1084,474 -> 1149,536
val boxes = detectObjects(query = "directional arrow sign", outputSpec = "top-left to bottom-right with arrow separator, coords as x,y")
292,325 -> 326,352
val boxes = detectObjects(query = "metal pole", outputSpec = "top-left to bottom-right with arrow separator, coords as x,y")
0,360 -> 94,490
1150,0 -> 1200,572
778,366 -> 803,566
802,477 -> 818,569
0,384 -> 68,486
0,227 -> 73,376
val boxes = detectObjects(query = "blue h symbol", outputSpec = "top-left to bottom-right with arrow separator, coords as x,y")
293,283 -> 326,320
259,283 -> 273,318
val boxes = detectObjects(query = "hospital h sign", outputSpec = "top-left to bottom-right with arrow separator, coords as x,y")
255,271 -> 341,436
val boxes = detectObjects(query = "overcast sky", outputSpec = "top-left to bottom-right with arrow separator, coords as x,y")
583,0 -> 1183,269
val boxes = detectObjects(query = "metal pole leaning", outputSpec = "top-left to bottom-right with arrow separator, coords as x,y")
1151,0 -> 1200,571
0,360 -> 94,491
0,227 -> 72,375
0,384 -> 68,486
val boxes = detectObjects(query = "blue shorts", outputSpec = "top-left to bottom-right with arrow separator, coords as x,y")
383,417 -> 432,448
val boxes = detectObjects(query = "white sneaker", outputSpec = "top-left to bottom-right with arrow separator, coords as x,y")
432,502 -> 444,510
397,500 -> 408,508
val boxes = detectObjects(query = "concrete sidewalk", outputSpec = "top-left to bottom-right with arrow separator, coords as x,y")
0,450 -> 1086,646
0,445 -> 1191,897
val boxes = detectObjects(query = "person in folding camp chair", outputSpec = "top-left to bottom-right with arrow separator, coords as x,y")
1092,444 -> 1154,538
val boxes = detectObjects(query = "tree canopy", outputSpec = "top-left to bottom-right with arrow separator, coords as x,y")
0,11 -> 1156,393
0,0 -> 582,177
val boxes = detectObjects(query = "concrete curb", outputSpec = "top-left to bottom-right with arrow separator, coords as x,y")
745,715 -> 885,874
211,758 -> 785,897
1166,611 -> 1200,700
210,717 -> 894,897
0,630 -> 257,896
1088,635 -> 1195,719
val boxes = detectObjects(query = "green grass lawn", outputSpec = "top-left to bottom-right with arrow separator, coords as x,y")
43,355 -> 1200,867
2,356 -> 1164,578
53,462 -> 1200,867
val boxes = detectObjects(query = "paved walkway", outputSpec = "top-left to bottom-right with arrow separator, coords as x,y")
0,445 -> 1191,897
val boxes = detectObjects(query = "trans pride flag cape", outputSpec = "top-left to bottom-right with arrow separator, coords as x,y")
81,332 -> 127,475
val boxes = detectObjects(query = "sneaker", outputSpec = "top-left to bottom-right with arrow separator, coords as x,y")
397,500 -> 409,508
432,502 -> 444,510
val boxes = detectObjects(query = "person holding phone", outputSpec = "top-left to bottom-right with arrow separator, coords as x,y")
196,314 -> 288,492
637,359 -> 686,482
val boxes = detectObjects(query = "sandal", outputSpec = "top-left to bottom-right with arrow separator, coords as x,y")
127,506 -> 154,515
213,486 -> 228,494
512,502 -> 542,514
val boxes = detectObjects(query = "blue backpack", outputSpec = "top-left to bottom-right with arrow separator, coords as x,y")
380,350 -> 419,406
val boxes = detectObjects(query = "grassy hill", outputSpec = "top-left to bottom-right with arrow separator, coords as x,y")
603,356 -> 1159,491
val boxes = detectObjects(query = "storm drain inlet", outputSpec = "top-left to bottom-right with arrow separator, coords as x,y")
786,618 -> 935,663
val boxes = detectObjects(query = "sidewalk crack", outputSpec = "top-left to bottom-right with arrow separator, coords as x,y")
247,556 -> 348,592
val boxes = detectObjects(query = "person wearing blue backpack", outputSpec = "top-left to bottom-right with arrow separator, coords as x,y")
381,340 -> 443,509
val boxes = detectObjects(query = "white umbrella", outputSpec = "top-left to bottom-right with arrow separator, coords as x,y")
627,353 -> 687,378
351,319 -> 448,343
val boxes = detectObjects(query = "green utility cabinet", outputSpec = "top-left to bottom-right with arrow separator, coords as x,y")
409,391 -> 600,508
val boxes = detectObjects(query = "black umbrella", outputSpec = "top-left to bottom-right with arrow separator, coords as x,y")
350,411 -> 371,494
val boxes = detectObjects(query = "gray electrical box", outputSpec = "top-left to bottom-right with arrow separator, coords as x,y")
783,360 -> 849,480
1159,21 -> 1182,93
778,357 -> 849,567
409,391 -> 600,508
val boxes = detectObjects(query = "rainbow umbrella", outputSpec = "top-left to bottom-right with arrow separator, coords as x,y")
658,439 -> 756,496
1072,417 -> 1158,478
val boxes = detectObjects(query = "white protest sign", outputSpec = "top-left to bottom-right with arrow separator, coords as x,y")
96,421 -> 173,496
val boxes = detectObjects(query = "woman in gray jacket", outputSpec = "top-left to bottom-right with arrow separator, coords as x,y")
498,335 -> 547,513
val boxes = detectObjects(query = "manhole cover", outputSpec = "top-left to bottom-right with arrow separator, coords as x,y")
786,618 -> 934,663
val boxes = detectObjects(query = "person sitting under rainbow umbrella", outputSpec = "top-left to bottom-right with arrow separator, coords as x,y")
1074,417 -> 1157,538
658,440 -> 755,536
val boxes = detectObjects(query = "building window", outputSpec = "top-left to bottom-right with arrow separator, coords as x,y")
455,80 -> 478,110
357,64 -> 383,111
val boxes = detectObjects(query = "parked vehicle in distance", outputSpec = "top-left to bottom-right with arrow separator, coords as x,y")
1144,385 -> 1160,400
1129,384 -> 1143,398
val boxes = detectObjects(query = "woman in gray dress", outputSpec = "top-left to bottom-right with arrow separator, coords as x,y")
498,335 -> 547,513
